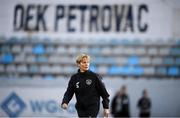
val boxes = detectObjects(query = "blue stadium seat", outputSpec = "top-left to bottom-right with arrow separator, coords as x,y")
135,47 -> 146,55
152,57 -> 162,65
96,39 -> 108,45
159,48 -> 170,55
67,46 -> 78,54
92,57 -> 103,64
132,66 -> 144,75
148,47 -> 158,55
156,67 -> 167,76
163,57 -> 174,65
43,75 -> 55,80
90,47 -> 101,55
108,66 -> 144,76
120,66 -> 129,75
46,45 -> 55,54
168,67 -> 179,76
128,56 -> 139,65
175,39 -> 180,46
106,57 -> 116,64
108,66 -> 121,75
1,46 -> 11,52
8,36 -> 18,43
119,39 -> 131,45
33,44 -> 45,55
139,57 -> 151,65
175,58 -> 180,65
93,57 -> 116,65
43,37 -> 52,44
36,56 -> 48,63
1,53 -> 14,64
29,65 -> 39,73
170,48 -> 180,55
110,39 -> 121,46
122,66 -> 144,76
131,39 -> 142,45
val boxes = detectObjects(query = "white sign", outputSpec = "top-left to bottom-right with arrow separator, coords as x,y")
0,0 -> 173,39
0,87 -> 77,117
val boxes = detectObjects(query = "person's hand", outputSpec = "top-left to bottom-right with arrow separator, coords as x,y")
103,109 -> 109,118
61,103 -> 68,109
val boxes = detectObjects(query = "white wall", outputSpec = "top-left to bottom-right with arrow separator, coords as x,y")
0,78 -> 180,117
173,9 -> 180,38
105,78 -> 180,117
0,0 -> 176,39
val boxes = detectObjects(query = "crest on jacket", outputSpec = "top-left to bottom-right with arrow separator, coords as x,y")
86,79 -> 92,85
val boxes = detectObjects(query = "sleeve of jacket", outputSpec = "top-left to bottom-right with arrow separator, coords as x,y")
137,98 -> 142,108
149,98 -> 152,108
96,74 -> 110,109
62,76 -> 75,105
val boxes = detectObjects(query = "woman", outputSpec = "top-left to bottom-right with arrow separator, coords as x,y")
61,54 -> 110,117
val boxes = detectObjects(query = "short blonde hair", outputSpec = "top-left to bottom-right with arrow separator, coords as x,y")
76,54 -> 90,64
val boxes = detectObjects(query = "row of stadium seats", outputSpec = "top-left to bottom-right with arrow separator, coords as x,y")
0,64 -> 179,76
1,53 -> 180,66
1,42 -> 180,56
2,36 -> 180,46
0,36 -> 180,79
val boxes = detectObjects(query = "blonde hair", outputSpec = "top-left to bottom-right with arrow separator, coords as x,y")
76,54 -> 90,64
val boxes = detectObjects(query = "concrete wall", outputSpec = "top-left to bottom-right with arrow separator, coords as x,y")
0,78 -> 180,117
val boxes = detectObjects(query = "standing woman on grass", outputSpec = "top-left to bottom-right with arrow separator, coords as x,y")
61,54 -> 110,117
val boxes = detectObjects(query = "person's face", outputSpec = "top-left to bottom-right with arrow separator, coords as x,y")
118,89 -> 123,96
122,87 -> 127,94
79,57 -> 90,72
143,91 -> 148,97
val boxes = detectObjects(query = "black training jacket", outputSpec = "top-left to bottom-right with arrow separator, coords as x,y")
62,69 -> 110,110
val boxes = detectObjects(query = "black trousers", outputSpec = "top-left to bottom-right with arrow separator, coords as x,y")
113,112 -> 130,117
76,105 -> 99,117
139,112 -> 150,117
